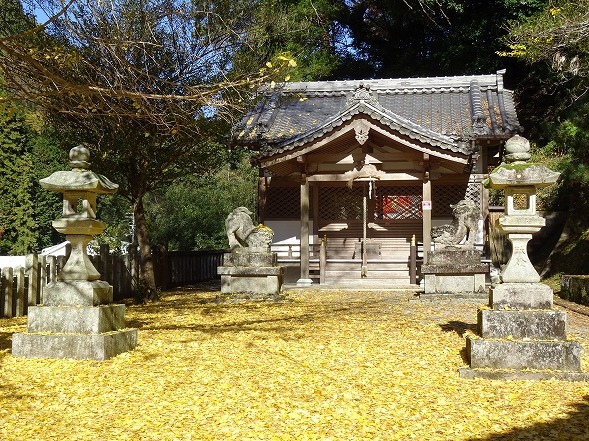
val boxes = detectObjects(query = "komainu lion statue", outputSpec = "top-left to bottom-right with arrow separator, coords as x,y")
431,199 -> 479,249
225,207 -> 274,251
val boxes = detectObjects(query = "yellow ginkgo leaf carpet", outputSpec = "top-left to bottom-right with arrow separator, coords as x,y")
1,288 -> 589,441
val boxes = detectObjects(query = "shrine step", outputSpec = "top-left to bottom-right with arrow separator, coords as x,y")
321,278 -> 414,288
325,270 -> 410,280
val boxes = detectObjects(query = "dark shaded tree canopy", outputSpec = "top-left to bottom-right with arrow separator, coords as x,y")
339,0 -> 548,78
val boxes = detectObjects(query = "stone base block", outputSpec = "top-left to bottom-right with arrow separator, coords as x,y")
466,337 -> 582,371
223,252 -> 277,267
296,278 -> 314,287
27,305 -> 126,334
43,280 -> 113,306
218,266 -> 283,277
422,273 -> 487,294
478,309 -> 567,340
219,267 -> 283,295
421,264 -> 489,274
459,367 -> 589,381
426,248 -> 484,265
490,283 -> 553,310
12,328 -> 138,361
415,292 -> 489,301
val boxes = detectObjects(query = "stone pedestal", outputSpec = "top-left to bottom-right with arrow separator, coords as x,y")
217,249 -> 283,299
421,248 -> 488,297
13,281 -> 137,361
459,282 -> 589,380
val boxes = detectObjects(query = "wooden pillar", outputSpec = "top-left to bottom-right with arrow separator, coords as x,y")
474,140 -> 489,248
312,184 -> 319,256
258,175 -> 269,224
15,267 -> 25,317
2,267 -> 13,318
26,253 -> 39,307
298,172 -> 313,286
410,235 -> 417,285
320,235 -> 326,284
422,154 -> 432,264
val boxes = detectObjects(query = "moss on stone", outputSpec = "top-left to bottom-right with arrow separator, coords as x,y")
489,162 -> 543,173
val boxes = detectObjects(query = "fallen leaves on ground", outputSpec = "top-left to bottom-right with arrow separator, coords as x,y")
1,289 -> 589,441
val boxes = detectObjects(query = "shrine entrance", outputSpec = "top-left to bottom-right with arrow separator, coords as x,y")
235,73 -> 522,287
315,183 -> 422,284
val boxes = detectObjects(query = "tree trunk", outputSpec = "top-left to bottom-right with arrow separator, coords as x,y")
134,196 -> 158,302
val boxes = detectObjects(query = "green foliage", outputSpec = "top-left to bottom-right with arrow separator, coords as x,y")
502,1 -> 589,140
0,0 -> 35,37
0,103 -> 35,254
147,148 -> 258,251
89,194 -> 135,255
234,0 -> 346,81
0,100 -> 65,254
532,99 -> 589,190
28,131 -> 67,250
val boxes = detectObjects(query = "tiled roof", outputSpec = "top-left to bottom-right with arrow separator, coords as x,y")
234,71 -> 522,158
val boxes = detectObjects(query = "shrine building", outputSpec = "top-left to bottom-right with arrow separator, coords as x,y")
233,70 -> 522,287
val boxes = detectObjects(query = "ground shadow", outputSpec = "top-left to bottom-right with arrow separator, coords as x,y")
126,301 -> 381,336
0,330 -> 15,364
467,395 -> 589,441
439,320 -> 477,337
169,280 -> 221,293
0,331 -> 12,352
0,331 -> 29,400
439,321 -> 476,364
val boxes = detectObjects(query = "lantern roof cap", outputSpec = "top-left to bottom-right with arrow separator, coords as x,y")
39,145 -> 118,194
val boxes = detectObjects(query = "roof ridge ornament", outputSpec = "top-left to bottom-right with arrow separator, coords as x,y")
347,84 -> 380,107
470,80 -> 490,136
354,121 -> 370,145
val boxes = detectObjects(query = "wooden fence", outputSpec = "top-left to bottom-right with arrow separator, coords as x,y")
0,247 -> 225,318
153,249 -> 225,289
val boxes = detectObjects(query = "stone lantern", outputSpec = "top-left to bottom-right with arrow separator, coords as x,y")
41,145 -> 118,295
486,135 -> 560,284
459,135 -> 588,380
12,146 -> 137,360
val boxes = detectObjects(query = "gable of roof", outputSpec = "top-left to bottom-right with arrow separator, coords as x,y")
234,71 -> 522,159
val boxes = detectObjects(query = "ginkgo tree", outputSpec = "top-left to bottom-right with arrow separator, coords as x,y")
504,0 -> 589,81
0,0 -> 313,300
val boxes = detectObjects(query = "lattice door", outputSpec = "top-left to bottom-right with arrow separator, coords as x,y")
265,186 -> 300,219
375,186 -> 423,220
319,186 -> 363,220
433,183 -> 481,217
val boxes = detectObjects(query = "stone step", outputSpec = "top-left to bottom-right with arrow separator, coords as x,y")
27,305 -> 127,334
466,337 -> 583,371
323,278 -> 412,288
478,309 -> 567,340
490,282 -> 553,310
325,263 -> 410,270
12,329 -> 138,361
459,368 -> 589,381
324,271 -> 410,280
